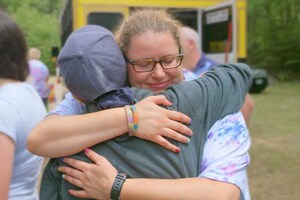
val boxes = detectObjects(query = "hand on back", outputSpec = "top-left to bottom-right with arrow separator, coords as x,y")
134,95 -> 193,153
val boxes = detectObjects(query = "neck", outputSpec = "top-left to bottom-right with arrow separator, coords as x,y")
0,78 -> 19,87
182,50 -> 201,71
188,53 -> 201,71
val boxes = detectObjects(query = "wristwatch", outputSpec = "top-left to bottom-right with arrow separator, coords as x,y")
110,173 -> 127,200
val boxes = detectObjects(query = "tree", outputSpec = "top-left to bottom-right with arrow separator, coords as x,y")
2,0 -> 63,74
247,0 -> 300,81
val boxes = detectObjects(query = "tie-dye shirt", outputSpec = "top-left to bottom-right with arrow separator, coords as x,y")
27,59 -> 50,98
183,68 -> 251,199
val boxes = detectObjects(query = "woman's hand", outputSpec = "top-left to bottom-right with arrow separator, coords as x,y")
59,148 -> 117,200
134,95 -> 193,153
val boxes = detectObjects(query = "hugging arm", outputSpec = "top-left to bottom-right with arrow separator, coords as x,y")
58,64 -> 252,200
59,149 -> 240,200
27,95 -> 193,157
59,113 -> 249,200
181,63 -> 252,125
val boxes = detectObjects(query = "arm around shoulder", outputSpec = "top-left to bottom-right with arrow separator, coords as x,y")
27,108 -> 128,158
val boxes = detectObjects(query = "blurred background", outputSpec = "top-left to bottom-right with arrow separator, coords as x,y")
0,0 -> 299,199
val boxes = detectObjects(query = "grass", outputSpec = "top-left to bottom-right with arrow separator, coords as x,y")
248,81 -> 300,200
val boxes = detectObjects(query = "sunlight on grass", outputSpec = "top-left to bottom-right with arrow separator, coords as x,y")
248,82 -> 300,200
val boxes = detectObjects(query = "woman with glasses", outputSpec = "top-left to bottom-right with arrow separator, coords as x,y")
29,9 -> 251,200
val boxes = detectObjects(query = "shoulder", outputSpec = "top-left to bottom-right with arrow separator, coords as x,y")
201,54 -> 219,66
183,68 -> 198,81
29,59 -> 48,69
49,92 -> 87,116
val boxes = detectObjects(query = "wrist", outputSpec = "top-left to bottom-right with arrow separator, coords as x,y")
110,173 -> 127,200
124,105 -> 139,136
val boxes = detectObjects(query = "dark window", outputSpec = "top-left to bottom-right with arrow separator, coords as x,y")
202,6 -> 232,54
172,10 -> 198,31
87,12 -> 124,32
61,0 -> 73,46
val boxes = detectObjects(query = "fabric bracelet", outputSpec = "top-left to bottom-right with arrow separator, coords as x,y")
124,105 -> 134,136
129,105 -> 139,135
110,173 -> 127,200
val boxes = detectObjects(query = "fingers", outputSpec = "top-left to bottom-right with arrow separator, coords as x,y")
84,148 -> 118,176
83,148 -> 104,165
62,157 -> 89,172
161,128 -> 191,143
153,136 -> 181,153
151,128 -> 191,153
149,96 -> 192,125
167,110 -> 192,125
146,95 -> 172,107
61,170 -> 84,189
68,190 -> 90,199
164,117 -> 193,137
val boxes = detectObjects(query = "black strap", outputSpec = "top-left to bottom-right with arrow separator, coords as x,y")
110,173 -> 127,200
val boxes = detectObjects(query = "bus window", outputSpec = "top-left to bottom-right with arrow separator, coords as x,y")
87,12 -> 124,32
202,6 -> 232,54
171,10 -> 198,31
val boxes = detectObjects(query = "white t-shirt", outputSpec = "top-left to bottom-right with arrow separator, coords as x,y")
0,82 -> 47,200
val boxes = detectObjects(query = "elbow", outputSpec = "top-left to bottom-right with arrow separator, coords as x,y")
221,184 -> 241,200
27,129 -> 41,156
225,189 -> 240,200
27,124 -> 50,157
212,181 -> 241,200
241,94 -> 255,124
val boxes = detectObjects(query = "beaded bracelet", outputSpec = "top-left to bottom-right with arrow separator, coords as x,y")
124,105 -> 134,136
129,105 -> 139,134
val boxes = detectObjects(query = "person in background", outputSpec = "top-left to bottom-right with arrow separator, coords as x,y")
0,11 -> 47,200
27,47 -> 50,107
29,9 -> 252,200
180,26 -> 255,124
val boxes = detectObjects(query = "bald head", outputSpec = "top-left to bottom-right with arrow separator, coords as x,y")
28,48 -> 41,60
180,26 -> 202,71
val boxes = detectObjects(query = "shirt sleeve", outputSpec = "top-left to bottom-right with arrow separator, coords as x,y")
48,92 -> 87,116
0,101 -> 19,142
199,111 -> 251,200
42,63 -> 50,79
166,63 -> 252,131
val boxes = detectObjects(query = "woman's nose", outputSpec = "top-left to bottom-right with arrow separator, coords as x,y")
151,62 -> 166,79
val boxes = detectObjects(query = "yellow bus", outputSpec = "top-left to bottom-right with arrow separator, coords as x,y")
60,0 -> 248,64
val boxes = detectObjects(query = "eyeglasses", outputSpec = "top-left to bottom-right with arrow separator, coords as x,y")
126,54 -> 184,73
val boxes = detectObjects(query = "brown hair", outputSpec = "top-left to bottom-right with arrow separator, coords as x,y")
0,11 -> 29,81
115,9 -> 182,54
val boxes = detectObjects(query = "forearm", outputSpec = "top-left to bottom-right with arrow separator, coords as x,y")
241,93 -> 255,125
121,177 -> 240,200
0,134 -> 14,199
27,107 -> 128,158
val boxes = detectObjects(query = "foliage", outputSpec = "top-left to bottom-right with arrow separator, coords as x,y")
247,0 -> 300,81
1,0 -> 63,74
1,0 -> 299,79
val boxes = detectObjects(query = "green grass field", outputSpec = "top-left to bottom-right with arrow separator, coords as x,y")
248,82 -> 300,200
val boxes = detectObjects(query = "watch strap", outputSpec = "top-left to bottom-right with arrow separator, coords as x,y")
110,173 -> 127,200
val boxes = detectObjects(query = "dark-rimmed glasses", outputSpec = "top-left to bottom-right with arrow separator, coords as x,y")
126,54 -> 184,73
